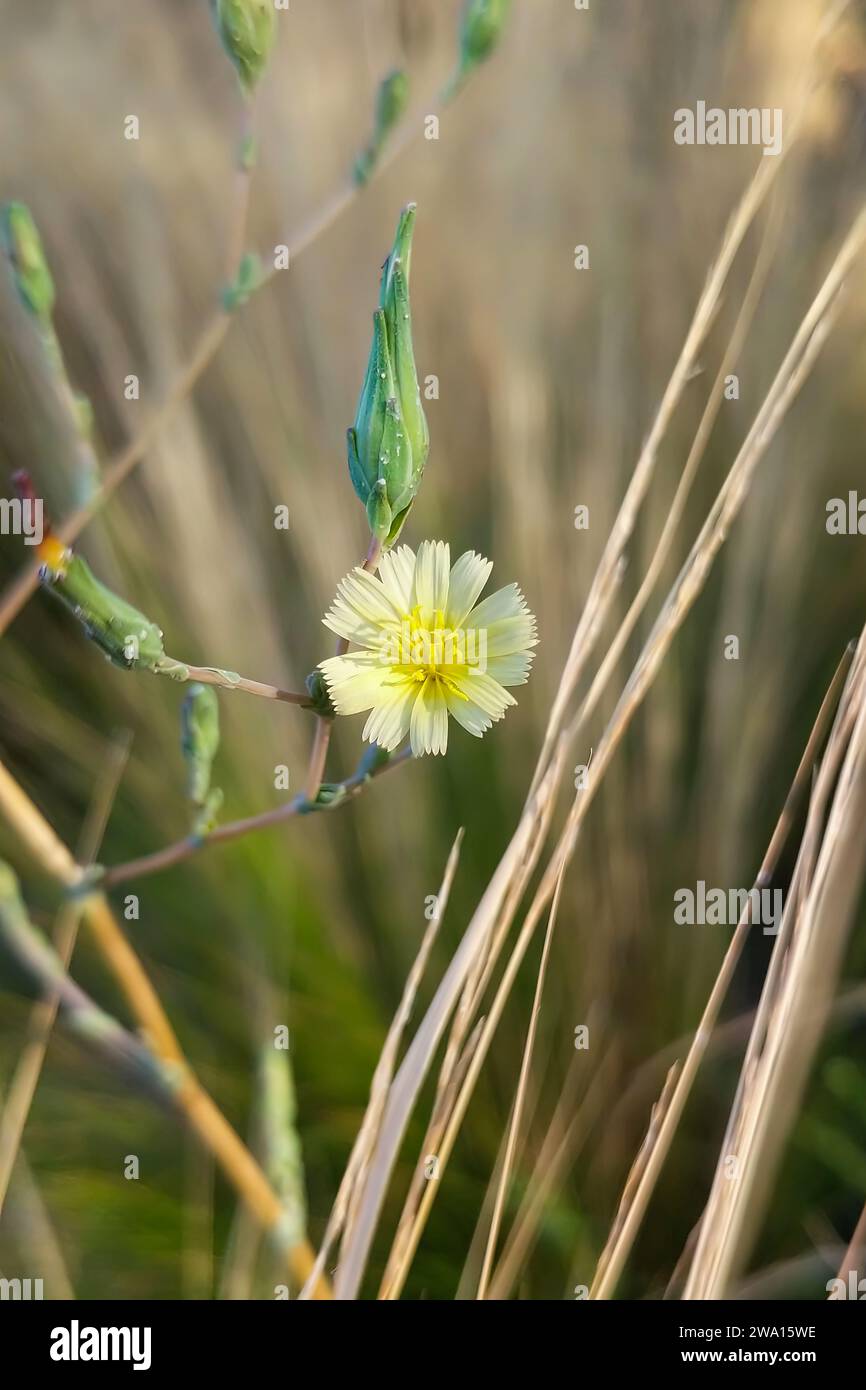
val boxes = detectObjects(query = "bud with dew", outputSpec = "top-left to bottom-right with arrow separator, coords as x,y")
347,204 -> 428,546
14,472 -> 167,673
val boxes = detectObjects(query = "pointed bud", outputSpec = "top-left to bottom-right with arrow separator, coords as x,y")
16,473 -> 167,673
348,205 -> 429,547
222,250 -> 264,312
353,69 -> 410,186
446,0 -> 511,96
211,0 -> 276,96
1,202 -> 55,327
181,684 -> 221,806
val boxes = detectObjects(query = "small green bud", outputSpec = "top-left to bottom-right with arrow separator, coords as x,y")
222,251 -> 263,312
1,202 -> 55,327
304,669 -> 335,719
312,782 -> 347,808
355,743 -> 391,779
446,0 -> 511,96
181,684 -> 221,807
348,205 -> 429,547
211,0 -> 276,95
353,69 -> 410,186
39,547 -> 166,672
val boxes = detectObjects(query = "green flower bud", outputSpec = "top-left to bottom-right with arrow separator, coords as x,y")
1,202 -> 55,327
355,743 -> 392,779
211,0 -> 276,95
353,69 -> 410,186
304,669 -> 336,719
221,250 -> 263,312
180,683 -> 221,806
347,205 -> 428,547
446,0 -> 511,96
39,544 -> 166,672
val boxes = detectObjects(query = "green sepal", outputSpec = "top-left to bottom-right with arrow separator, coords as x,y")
304,670 -> 336,720
366,477 -> 393,543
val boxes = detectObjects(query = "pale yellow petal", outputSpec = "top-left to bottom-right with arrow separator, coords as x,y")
447,550 -> 493,628
444,690 -> 492,737
409,677 -> 449,756
411,540 -> 450,626
377,544 -> 416,612
323,566 -> 404,647
362,678 -> 416,751
452,670 -> 516,719
339,568 -> 403,625
485,651 -> 535,686
467,582 -> 529,629
318,654 -> 389,716
467,583 -> 537,658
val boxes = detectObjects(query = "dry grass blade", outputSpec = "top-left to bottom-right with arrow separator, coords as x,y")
684,638 -> 866,1297
379,200 -> 866,1300
591,1064 -> 682,1295
298,829 -> 463,1300
0,757 -> 330,1297
333,752 -> 565,1299
0,733 -> 131,1216
589,643 -> 853,1298
476,858 -> 569,1299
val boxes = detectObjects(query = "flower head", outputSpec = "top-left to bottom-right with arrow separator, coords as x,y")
319,540 -> 537,757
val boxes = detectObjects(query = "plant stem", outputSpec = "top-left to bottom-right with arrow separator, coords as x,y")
100,746 -> 412,889
303,536 -> 383,801
162,659 -> 311,707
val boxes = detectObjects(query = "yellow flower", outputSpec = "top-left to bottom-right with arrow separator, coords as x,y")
319,540 -> 537,757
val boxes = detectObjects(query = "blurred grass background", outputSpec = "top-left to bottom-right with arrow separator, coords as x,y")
1,0 -> 866,1299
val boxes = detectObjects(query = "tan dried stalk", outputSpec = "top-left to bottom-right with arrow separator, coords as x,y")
0,757 -> 331,1297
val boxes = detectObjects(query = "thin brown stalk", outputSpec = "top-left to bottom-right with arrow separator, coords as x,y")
476,859 -> 568,1299
100,745 -> 413,890
684,641 -> 866,1297
0,757 -> 330,1297
172,663 -> 311,706
0,734 -> 131,1217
